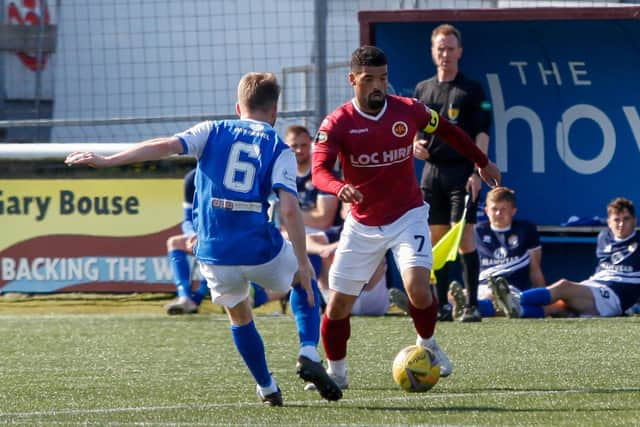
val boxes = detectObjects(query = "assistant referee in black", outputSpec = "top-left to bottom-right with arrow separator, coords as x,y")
413,23 -> 492,322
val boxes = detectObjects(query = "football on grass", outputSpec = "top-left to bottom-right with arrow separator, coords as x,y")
392,345 -> 440,392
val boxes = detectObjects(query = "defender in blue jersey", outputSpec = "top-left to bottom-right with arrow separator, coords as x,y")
164,168 -> 287,315
497,197 -> 640,318
64,72 -> 342,405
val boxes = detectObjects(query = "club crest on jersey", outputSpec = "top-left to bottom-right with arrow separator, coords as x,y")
508,234 -> 519,248
392,121 -> 408,138
447,105 -> 460,122
611,251 -> 625,264
629,242 -> 638,253
493,247 -> 508,259
315,131 -> 328,144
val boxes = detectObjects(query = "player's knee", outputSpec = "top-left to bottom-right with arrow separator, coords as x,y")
407,286 -> 433,309
166,234 -> 187,250
553,278 -> 574,290
325,294 -> 353,320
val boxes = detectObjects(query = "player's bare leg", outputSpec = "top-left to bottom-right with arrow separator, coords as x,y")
547,279 -> 598,316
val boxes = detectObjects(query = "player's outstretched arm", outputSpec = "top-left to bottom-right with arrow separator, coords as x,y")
65,137 -> 184,168
278,189 -> 315,307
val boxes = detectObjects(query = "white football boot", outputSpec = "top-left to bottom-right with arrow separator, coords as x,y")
165,296 -> 198,315
418,336 -> 452,377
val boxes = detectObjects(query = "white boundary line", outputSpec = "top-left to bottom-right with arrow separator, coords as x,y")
2,387 -> 639,420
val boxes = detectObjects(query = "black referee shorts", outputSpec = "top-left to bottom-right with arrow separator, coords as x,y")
420,162 -> 477,225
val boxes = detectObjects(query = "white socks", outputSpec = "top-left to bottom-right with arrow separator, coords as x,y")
416,335 -> 436,348
259,377 -> 278,396
327,358 -> 346,377
299,345 -> 321,363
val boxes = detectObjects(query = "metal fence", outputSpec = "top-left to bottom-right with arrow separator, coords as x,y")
1,0 -> 637,143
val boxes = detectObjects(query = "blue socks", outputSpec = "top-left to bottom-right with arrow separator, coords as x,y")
520,304 -> 545,318
520,288 -> 551,306
168,249 -> 192,299
518,288 -> 551,318
250,283 -> 269,308
231,321 -> 271,387
290,279 -> 321,348
191,279 -> 209,305
477,298 -> 495,317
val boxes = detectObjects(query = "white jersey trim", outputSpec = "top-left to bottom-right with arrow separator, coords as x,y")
351,98 -> 387,121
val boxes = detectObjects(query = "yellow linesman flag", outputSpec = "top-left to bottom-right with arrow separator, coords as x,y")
430,218 -> 466,283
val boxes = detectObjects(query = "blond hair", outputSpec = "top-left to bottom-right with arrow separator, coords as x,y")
431,24 -> 462,47
285,124 -> 310,140
485,186 -> 516,206
237,72 -> 280,113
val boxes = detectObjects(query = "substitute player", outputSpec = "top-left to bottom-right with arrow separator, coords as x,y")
312,46 -> 500,389
502,197 -> 640,318
164,168 -> 210,315
65,72 -> 342,405
470,186 -> 546,318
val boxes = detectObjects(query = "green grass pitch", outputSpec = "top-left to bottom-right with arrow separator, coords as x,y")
1,302 -> 639,426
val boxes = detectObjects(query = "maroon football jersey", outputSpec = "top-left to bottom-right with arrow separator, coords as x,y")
313,95 -> 430,226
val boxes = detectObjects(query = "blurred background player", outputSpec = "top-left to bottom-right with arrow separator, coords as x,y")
498,197 -> 640,318
165,169 -> 288,315
457,186 -> 545,318
65,71 -> 342,405
283,124 -> 342,293
413,23 -> 492,322
312,45 -> 500,389
306,223 -> 390,316
164,168 -> 209,314
285,124 -> 340,233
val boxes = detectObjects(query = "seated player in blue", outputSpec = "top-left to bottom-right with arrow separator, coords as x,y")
64,71 -> 342,405
165,168 -> 288,315
496,197 -> 640,318
458,186 -> 546,318
164,168 -> 210,314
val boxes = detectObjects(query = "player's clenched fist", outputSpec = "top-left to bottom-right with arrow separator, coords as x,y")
337,184 -> 363,204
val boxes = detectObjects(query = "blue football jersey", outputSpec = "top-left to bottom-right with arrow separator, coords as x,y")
181,168 -> 196,235
176,119 -> 297,265
590,229 -> 640,311
474,219 -> 541,291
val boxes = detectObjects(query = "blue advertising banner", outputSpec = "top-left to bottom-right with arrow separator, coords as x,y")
363,9 -> 640,225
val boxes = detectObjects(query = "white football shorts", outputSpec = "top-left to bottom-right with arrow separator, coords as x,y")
199,240 -> 296,307
351,274 -> 390,316
330,204 -> 433,296
581,280 -> 622,317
